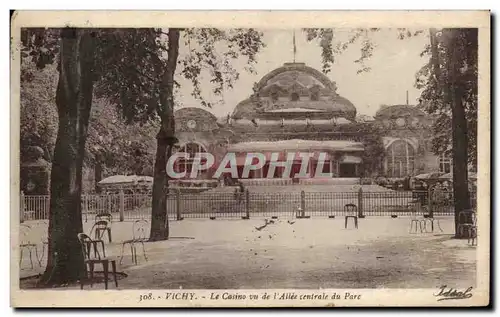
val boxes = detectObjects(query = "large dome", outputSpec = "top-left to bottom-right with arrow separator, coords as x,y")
232,62 -> 356,120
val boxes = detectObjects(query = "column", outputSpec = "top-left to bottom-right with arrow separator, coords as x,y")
391,146 -> 395,177
405,141 -> 410,176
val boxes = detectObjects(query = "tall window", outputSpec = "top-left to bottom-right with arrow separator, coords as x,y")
439,154 -> 452,173
385,140 -> 415,178
175,142 -> 207,177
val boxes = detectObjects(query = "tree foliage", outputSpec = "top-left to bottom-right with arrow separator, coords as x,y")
413,28 -> 477,236
20,45 -> 158,178
304,28 -> 425,75
20,58 -> 58,162
86,99 -> 159,176
303,28 -> 382,74
96,28 -> 265,111
416,29 -> 478,168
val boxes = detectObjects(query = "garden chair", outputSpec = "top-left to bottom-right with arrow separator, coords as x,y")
457,209 -> 476,238
409,209 -> 426,234
35,220 -> 48,266
91,213 -> 113,243
468,214 -> 478,246
344,204 -> 358,229
77,233 -> 118,290
296,206 -> 304,218
19,224 -> 38,269
422,215 -> 444,233
466,212 -> 477,246
120,219 -> 149,265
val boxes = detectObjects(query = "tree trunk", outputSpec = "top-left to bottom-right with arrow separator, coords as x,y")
39,29 -> 96,285
149,28 -> 180,241
430,28 -> 471,237
149,129 -> 170,241
447,29 -> 471,237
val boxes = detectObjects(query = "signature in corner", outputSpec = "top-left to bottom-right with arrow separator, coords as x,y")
434,285 -> 473,301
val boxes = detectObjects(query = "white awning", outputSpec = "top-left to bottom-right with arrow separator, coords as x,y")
340,155 -> 362,164
98,175 -> 153,185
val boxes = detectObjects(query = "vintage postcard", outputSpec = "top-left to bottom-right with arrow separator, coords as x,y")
10,11 -> 490,307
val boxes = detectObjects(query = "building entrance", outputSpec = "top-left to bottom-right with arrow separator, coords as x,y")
339,163 -> 357,178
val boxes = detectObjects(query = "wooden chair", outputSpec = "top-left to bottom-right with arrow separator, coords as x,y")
19,224 -> 38,269
77,233 -> 118,290
91,213 -> 113,243
344,204 -> 358,229
119,220 -> 149,265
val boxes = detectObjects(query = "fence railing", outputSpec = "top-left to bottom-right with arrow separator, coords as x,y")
20,189 -> 477,222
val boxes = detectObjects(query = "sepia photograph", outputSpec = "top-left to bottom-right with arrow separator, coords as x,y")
10,11 -> 490,307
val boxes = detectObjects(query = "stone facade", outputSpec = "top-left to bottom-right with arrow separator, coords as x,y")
373,104 -> 440,177
173,62 -> 442,181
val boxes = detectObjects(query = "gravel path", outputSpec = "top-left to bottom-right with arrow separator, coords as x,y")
19,217 -> 476,290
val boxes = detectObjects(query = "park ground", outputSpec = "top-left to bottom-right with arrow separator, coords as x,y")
19,216 -> 476,290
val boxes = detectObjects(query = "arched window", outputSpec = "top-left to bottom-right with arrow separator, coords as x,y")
175,142 -> 208,178
385,140 -> 415,178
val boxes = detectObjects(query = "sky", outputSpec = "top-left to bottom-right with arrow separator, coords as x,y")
175,29 -> 430,118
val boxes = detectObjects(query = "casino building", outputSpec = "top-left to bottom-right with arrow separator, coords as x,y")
172,62 -> 444,185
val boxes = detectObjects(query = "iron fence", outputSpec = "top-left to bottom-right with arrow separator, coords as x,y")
20,188 -> 477,222
20,195 -> 49,221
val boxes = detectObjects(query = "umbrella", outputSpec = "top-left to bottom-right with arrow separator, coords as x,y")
98,175 -> 153,185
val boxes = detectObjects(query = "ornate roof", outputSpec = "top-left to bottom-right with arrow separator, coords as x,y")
375,104 -> 426,118
255,62 -> 337,92
174,107 -> 219,132
374,104 -> 432,132
232,62 -> 357,121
